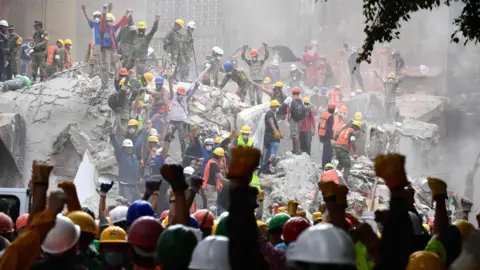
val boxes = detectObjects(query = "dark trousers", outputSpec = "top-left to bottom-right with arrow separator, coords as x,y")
119,183 -> 141,203
350,69 -> 365,90
321,139 -> 333,168
300,131 -> 313,155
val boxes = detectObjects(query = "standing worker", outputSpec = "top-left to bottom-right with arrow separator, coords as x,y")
348,47 -> 365,91
318,104 -> 336,168
116,15 -> 135,66
180,21 -> 196,81
45,40 -> 65,79
289,87 -> 306,154
375,71 -> 402,123
19,36 -> 32,76
202,147 -> 227,209
0,20 -> 9,82
334,121 -> 361,181
261,100 -> 282,173
63,39 -> 73,69
163,19 -> 185,80
328,85 -> 343,108
233,125 -> 254,147
6,25 -> 22,79
333,105 -> 348,138
299,97 -> 316,155
241,42 -> 269,105
126,15 -> 160,75
31,20 -> 49,83
81,4 -> 109,76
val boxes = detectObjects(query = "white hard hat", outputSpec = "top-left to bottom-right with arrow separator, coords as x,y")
272,60 -> 279,66
189,236 -> 231,270
351,46 -> 357,52
286,223 -> 356,265
92,11 -> 102,17
150,128 -> 158,136
122,139 -> 133,147
212,46 -> 224,56
0,20 -> 8,27
204,138 -> 214,145
109,205 -> 128,224
217,211 -> 229,221
42,214 -> 81,254
183,166 -> 195,175
290,64 -> 297,71
187,21 -> 196,29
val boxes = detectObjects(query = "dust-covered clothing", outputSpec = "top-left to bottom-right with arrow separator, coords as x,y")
241,48 -> 269,81
164,28 -> 185,76
220,68 -> 250,89
6,32 -> 22,79
31,29 -> 48,81
126,20 -> 159,75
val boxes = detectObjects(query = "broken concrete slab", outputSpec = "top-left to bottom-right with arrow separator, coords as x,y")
0,113 -> 26,187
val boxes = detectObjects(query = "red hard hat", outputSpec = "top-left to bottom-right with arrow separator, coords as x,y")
292,87 -> 301,94
128,216 -> 164,248
160,210 -> 169,220
250,49 -> 258,57
119,68 -> 128,76
0,213 -> 14,234
193,209 -> 214,228
177,86 -> 186,95
282,217 -> 310,242
16,214 -> 29,231
328,103 -> 336,109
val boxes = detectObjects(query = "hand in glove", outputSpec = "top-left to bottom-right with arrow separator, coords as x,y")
227,146 -> 261,188
427,177 -> 447,200
102,4 -> 108,13
145,179 -> 162,192
330,139 -> 335,147
188,175 -> 204,193
335,184 -> 349,205
191,125 -> 199,138
274,129 -> 282,140
228,129 -> 238,140
374,153 -> 408,190
32,160 -> 54,186
100,181 -> 114,194
81,4 -> 86,11
319,181 -> 337,200
161,164 -> 188,191
287,200 -> 299,216
257,190 -> 265,201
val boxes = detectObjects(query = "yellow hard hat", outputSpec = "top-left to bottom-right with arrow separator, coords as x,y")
263,77 -> 271,84
274,81 -> 284,88
422,223 -> 430,234
143,72 -> 153,84
214,137 -> 223,144
57,39 -> 64,46
277,206 -> 287,213
162,216 -> 169,228
240,125 -> 251,134
356,88 -> 363,93
137,21 -> 147,29
388,73 -> 395,79
303,97 -> 310,104
354,112 -> 363,121
119,79 -> 126,86
100,226 -> 127,244
312,212 -> 323,222
334,85 -> 341,90
324,163 -> 334,170
175,19 -> 185,27
406,251 -> 443,270
106,13 -> 115,21
352,121 -> 362,128
270,100 -> 281,107
211,220 -> 219,235
63,39 -> 72,45
213,147 -> 225,157
453,219 -> 475,242
148,135 -> 159,143
127,119 -> 138,126
67,211 -> 97,234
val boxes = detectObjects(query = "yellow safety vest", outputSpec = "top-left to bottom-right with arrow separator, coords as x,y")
250,173 -> 261,191
237,136 -> 254,147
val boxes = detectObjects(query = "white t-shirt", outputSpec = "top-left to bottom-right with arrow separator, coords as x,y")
169,94 -> 188,121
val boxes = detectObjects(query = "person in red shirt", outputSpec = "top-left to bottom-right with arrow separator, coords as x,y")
299,97 -> 316,155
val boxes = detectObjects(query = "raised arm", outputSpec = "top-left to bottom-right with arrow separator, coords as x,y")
81,4 -> 91,23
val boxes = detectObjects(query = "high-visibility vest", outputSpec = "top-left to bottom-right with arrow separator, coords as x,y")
89,41 -> 94,61
336,127 -> 354,152
237,136 -> 254,147
320,170 -> 339,184
333,115 -> 345,138
318,111 -> 332,136
329,90 -> 341,107
250,173 -> 261,190
65,49 -> 72,69
155,88 -> 170,113
46,46 -> 57,67
202,159 -> 222,190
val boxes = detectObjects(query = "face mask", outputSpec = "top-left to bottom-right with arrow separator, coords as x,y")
129,25 -> 136,31
128,127 -> 136,134
205,145 -> 213,151
242,135 -> 249,141
276,108 -> 279,113
138,30 -> 146,36
216,56 -> 222,60
107,21 -> 113,27
156,85 -> 163,91
105,252 -> 124,266
94,18 -> 100,23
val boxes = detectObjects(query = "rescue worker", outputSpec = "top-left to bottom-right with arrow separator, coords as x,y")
317,55 -> 333,87
204,46 -> 224,87
126,16 -> 159,75
261,100 -> 282,173
6,25 -> 22,79
262,81 -> 286,105
149,76 -> 170,138
0,20 -> 9,82
289,87 -> 305,154
334,120 -> 361,181
63,39 -> 73,69
99,226 -> 129,269
392,51 -> 406,74
125,119 -> 141,145
19,36 -> 32,76
45,39 -> 65,79
268,213 -> 291,246
302,49 -> 319,88
202,147 -> 227,208
320,163 -> 345,185
318,104 -> 336,168
329,85 -> 343,108
164,19 -> 186,80
84,41 -> 95,76
139,135 -> 159,177
181,21 -> 196,81
67,211 -> 101,269
220,61 -> 251,102
192,209 -> 215,238
378,72 -> 401,123
289,64 -> 303,87
300,97 -> 316,155
333,105 -> 348,138
116,15 -> 135,66
31,20 -> 49,82
128,216 -> 164,270
348,46 -> 365,91
265,59 -> 280,83
241,42 -> 269,105
233,125 -> 254,147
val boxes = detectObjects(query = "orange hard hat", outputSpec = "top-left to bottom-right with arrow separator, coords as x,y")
327,103 -> 336,110
339,105 -> 348,113
250,49 -> 258,57
0,213 -> 14,234
16,214 -> 29,231
177,86 -> 186,95
292,87 -> 301,94
193,209 -> 215,228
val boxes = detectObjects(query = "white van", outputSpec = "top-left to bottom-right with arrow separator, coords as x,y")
0,188 -> 30,223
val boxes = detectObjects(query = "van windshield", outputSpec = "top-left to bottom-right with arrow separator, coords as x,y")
0,195 -> 20,226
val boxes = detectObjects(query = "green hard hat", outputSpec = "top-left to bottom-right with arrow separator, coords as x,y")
155,224 -> 198,267
312,86 -> 320,92
215,216 -> 228,236
268,213 -> 291,232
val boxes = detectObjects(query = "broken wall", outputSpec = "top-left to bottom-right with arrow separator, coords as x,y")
0,113 -> 26,187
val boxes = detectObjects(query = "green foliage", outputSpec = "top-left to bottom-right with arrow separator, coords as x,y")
316,0 -> 480,63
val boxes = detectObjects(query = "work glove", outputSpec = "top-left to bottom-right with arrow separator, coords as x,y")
427,177 -> 447,200
191,125 -> 199,138
296,210 -> 306,218
228,129 -> 238,140
31,160 -> 53,186
335,184 -> 349,205
287,200 -> 299,216
81,4 -> 86,11
374,153 -> 409,191
227,146 -> 261,187
319,181 -> 337,200
100,181 -> 114,193
161,164 -> 188,191
257,190 -> 265,201
102,4 -> 108,13
330,139 -> 335,147
274,129 -> 281,140
188,175 -> 203,193
145,179 -> 162,192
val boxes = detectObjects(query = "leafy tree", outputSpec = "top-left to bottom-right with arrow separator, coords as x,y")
316,0 -> 480,63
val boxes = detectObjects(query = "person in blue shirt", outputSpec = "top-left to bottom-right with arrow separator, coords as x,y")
81,4 -> 106,76
19,37 -> 32,76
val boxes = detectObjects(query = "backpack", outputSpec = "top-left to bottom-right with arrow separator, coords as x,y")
290,99 -> 306,121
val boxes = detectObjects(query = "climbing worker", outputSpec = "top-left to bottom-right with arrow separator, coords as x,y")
318,103 -> 336,168
289,87 -> 306,154
45,39 -> 65,79
262,80 -> 286,105
374,71 -> 402,123
30,20 -> 49,82
204,46 -> 224,87
334,120 -> 361,181
320,163 -> 345,185
329,85 -> 343,108
99,226 -> 129,269
128,216 -> 164,269
300,97 -> 316,155
241,42 -> 269,105
63,39 -> 73,69
233,125 -> 254,147
126,16 -> 160,75
163,19 -> 186,80
181,21 -> 196,81
67,211 -> 101,269
333,105 -> 348,138
268,213 -> 291,246
289,64 -> 303,87
261,99 -> 282,173
6,24 -> 22,79
220,61 -> 251,102
202,147 -> 227,209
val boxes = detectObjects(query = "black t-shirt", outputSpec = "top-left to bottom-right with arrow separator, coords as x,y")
207,162 -> 221,185
264,110 -> 279,145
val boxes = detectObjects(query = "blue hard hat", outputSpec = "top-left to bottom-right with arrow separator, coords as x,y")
155,76 -> 164,85
189,216 -> 199,228
224,61 -> 233,72
321,87 -> 328,94
126,200 -> 155,223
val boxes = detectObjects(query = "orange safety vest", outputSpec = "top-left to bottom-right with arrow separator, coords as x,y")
320,169 -> 339,184
142,149 -> 156,168
336,127 -> 354,152
329,90 -> 341,107
89,41 -> 94,61
46,46 -> 57,67
202,159 -> 222,190
156,88 -> 170,113
65,49 -> 72,69
333,115 -> 345,138
318,111 -> 332,136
